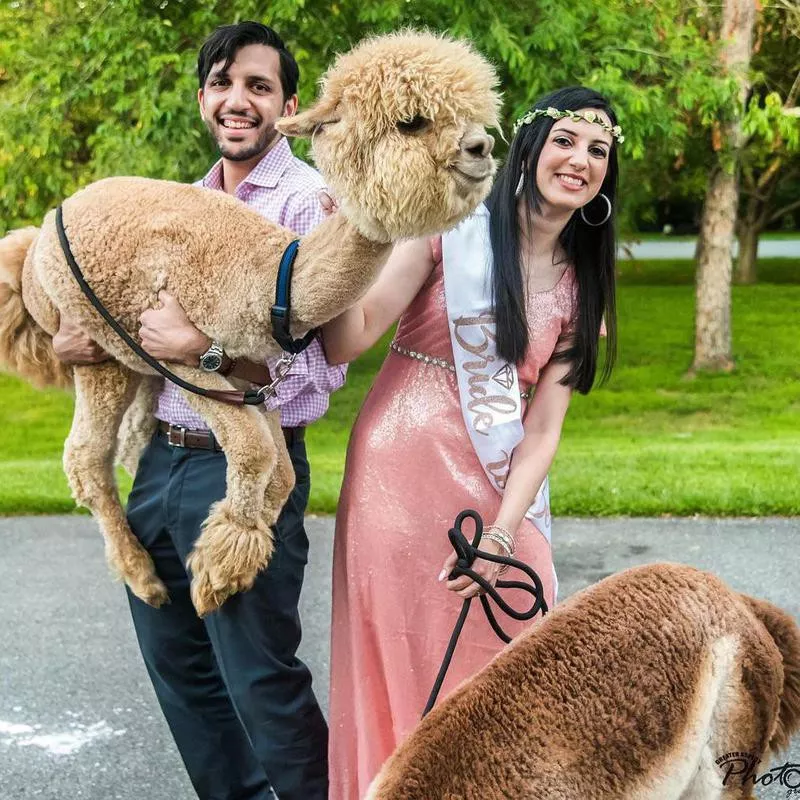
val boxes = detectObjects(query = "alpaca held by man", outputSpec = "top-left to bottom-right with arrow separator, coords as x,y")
367,563 -> 800,800
0,31 -> 499,616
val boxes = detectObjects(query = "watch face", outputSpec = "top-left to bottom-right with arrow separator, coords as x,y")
201,353 -> 223,372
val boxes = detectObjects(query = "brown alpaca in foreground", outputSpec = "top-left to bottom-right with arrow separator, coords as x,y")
367,563 -> 800,800
0,32 -> 499,616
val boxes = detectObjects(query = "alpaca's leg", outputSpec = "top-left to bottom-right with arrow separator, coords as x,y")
116,375 -> 160,477
262,408 -> 295,528
167,366 -> 293,616
677,635 -> 769,800
66,363 -> 168,607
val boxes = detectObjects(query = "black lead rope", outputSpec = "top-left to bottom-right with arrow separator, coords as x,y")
55,205 -> 314,406
422,509 -> 549,717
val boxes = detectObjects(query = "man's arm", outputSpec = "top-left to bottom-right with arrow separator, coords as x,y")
137,183 -> 345,398
139,290 -> 270,383
52,318 -> 108,364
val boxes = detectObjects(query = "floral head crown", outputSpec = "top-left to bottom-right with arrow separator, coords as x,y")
513,107 -> 624,144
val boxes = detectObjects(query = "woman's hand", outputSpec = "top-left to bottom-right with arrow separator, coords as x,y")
438,537 -> 507,599
318,189 -> 339,217
52,318 -> 108,365
139,290 -> 211,365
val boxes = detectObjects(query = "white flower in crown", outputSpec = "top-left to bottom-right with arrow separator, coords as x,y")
512,106 -> 625,143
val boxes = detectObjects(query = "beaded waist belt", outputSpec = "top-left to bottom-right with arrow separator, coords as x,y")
389,342 -> 535,400
390,340 -> 532,400
390,340 -> 455,372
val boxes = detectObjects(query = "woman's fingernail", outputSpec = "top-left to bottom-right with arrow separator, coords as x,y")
438,569 -> 448,582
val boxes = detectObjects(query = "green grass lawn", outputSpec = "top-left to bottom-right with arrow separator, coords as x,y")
1,258 -> 798,516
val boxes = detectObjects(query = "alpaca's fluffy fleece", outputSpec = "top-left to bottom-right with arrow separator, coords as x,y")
0,30 -> 500,614
0,226 -> 72,389
368,563 -> 800,800
277,31 -> 500,243
739,593 -> 800,753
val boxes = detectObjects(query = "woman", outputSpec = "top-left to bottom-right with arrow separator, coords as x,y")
322,85 -> 621,798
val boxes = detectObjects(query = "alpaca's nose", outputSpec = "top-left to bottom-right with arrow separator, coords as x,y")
461,131 -> 494,159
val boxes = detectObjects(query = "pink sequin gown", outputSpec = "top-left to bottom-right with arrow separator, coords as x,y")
328,239 -> 576,799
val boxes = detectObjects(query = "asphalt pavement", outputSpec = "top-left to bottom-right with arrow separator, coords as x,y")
1,515 -> 798,799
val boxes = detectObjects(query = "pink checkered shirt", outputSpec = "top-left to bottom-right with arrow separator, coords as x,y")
156,137 -> 347,430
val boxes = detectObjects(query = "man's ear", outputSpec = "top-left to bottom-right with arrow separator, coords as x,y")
282,93 -> 299,119
276,96 -> 338,138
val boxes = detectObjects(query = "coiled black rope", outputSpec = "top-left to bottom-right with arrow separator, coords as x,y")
422,509 -> 549,717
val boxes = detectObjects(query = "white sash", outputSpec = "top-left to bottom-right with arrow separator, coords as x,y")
442,204 -> 551,544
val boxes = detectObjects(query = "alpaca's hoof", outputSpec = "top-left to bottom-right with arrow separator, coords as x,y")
110,543 -> 169,607
186,501 -> 274,617
187,558 -> 230,617
130,573 -> 170,608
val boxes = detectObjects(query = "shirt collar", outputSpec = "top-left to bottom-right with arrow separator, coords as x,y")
200,137 -> 294,192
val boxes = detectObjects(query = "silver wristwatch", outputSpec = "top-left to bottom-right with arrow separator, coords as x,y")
199,340 -> 225,372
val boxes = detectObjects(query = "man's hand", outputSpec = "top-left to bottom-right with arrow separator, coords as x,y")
139,290 -> 211,366
52,318 -> 109,365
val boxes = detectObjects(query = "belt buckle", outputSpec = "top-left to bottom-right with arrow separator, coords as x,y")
167,425 -> 187,447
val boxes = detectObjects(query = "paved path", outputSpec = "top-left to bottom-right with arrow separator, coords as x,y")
1,515 -> 798,799
619,238 -> 799,260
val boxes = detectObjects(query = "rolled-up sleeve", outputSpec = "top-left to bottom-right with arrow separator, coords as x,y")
263,337 -> 347,409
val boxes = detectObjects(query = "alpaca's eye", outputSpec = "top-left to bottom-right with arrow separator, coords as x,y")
396,116 -> 431,135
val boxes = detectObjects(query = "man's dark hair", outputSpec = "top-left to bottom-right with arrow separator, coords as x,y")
197,21 -> 300,101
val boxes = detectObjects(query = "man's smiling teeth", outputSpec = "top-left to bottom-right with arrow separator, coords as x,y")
221,120 -> 256,129
557,174 -> 585,187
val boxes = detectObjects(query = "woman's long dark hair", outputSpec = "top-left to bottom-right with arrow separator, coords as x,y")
486,86 -> 618,395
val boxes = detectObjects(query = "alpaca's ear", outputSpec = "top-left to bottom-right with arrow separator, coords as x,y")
276,98 -> 339,138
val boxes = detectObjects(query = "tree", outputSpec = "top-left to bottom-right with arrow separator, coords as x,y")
691,0 -> 756,374
1,0 -> 729,235
735,1 -> 800,283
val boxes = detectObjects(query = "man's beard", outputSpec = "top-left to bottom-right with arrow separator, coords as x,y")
207,119 -> 280,162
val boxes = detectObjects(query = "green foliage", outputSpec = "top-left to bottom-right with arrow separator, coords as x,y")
635,0 -> 800,232
1,259 -> 798,516
738,0 -> 800,221
0,0 -> 735,234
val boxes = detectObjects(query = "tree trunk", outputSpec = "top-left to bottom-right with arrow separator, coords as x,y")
734,195 -> 761,284
693,167 -> 737,371
691,0 -> 756,373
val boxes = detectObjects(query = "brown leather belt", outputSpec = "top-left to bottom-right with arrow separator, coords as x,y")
157,420 -> 304,450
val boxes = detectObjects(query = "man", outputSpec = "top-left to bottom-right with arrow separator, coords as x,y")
54,22 -> 343,800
